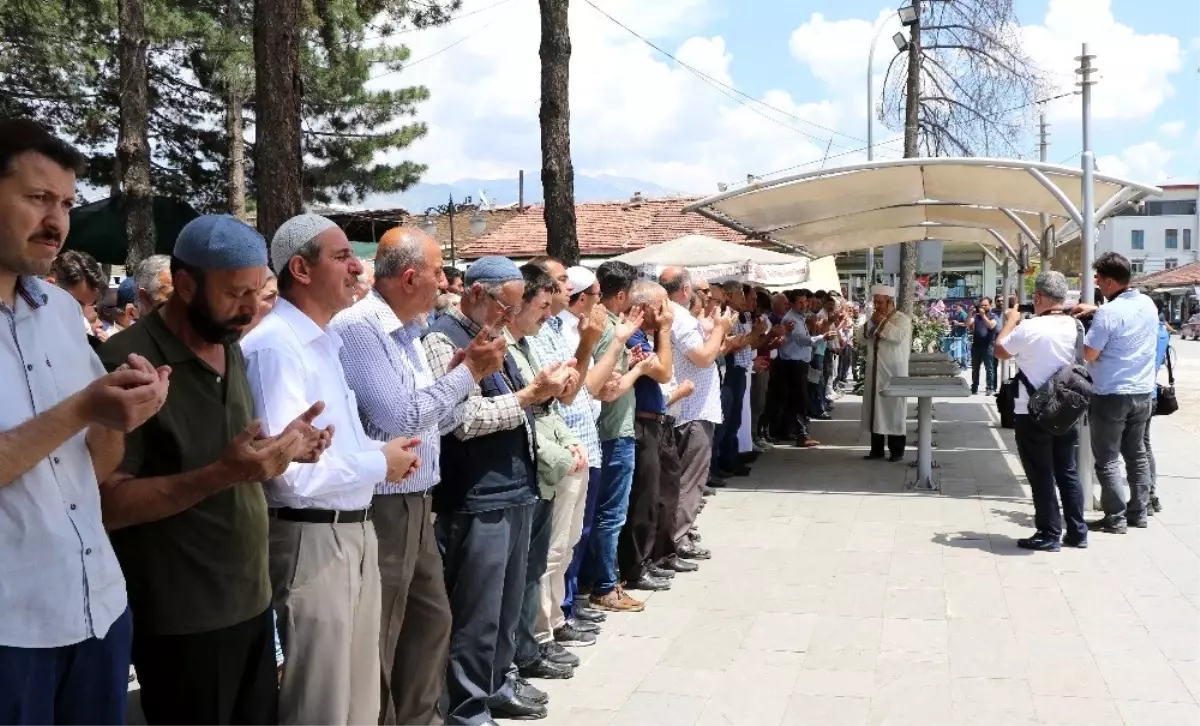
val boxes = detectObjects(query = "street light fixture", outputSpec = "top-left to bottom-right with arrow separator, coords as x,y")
892,32 -> 909,52
421,194 -> 486,267
898,4 -> 918,25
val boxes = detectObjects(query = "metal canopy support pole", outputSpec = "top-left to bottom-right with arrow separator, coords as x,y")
914,397 -> 936,490
866,18 -> 889,292
1039,113 -> 1052,271
1078,43 -> 1099,511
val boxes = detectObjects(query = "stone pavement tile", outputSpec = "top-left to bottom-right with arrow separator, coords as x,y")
818,574 -> 887,617
1065,589 -> 1139,625
1172,660 -> 1200,702
874,650 -> 950,685
741,612 -> 819,653
540,668 -> 645,712
995,560 -> 1061,590
1004,588 -> 1078,630
1119,568 -> 1188,598
613,692 -> 708,726
883,587 -> 947,620
601,606 -> 700,639
855,499 -> 904,524
763,585 -> 829,615
692,546 -> 793,575
781,695 -> 870,726
722,649 -> 807,696
1025,658 -> 1111,698
831,551 -> 893,576
542,707 -> 617,726
637,665 -> 727,697
797,522 -> 853,553
1094,653 -> 1196,703
946,575 -> 1011,619
1126,594 -> 1200,627
660,614 -> 751,670
1078,618 -> 1165,659
804,617 -> 882,671
951,708 -> 1038,725
844,522 -> 897,552
947,618 -> 1025,678
886,552 -> 945,587
892,524 -> 948,554
880,618 -> 948,655
793,668 -> 876,698
950,676 -> 1035,716
574,633 -> 671,678
696,690 -> 789,726
867,675 -> 956,726
1115,699 -> 1200,725
1147,624 -> 1200,663
1031,695 -> 1124,725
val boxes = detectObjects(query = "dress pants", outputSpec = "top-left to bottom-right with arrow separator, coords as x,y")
870,432 -> 907,458
674,421 -> 715,546
515,499 -> 554,669
562,468 -> 602,618
437,503 -> 533,726
750,367 -> 770,438
536,471 -> 588,640
971,342 -> 997,393
620,418 -> 664,582
772,359 -> 810,440
0,607 -> 132,725
374,492 -> 451,726
1013,415 -> 1086,541
134,608 -> 277,725
713,367 -> 748,471
1090,393 -> 1153,523
653,417 -> 684,563
270,518 -> 381,726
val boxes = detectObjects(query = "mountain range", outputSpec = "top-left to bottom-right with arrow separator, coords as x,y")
363,173 -> 682,213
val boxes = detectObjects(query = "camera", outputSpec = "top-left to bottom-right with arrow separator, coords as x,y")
1017,302 -> 1035,315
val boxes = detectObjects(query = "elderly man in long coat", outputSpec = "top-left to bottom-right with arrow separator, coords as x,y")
856,285 -> 913,462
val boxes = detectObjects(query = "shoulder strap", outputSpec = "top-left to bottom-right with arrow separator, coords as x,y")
1166,345 -> 1175,386
1014,369 -> 1036,397
1073,318 -> 1085,365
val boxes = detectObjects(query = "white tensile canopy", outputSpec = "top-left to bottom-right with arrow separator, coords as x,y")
611,234 -> 827,289
682,158 -> 1163,261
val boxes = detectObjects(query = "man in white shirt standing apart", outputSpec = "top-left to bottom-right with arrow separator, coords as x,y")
0,119 -> 170,724
994,271 -> 1088,552
242,214 -> 421,726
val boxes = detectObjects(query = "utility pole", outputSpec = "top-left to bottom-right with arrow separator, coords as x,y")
1077,43 -> 1098,510
897,0 -> 921,314
1038,112 -> 1052,272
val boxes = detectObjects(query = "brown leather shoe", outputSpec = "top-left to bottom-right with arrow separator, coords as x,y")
615,584 -> 645,611
590,588 -> 644,613
796,438 -> 820,448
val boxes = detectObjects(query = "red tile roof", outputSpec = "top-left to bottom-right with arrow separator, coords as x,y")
1134,260 -> 1200,288
458,197 -> 755,259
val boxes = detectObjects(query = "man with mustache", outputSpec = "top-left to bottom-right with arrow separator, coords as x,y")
0,119 -> 170,724
97,214 -> 330,724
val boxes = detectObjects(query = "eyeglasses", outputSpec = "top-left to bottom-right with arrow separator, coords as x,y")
487,288 -> 518,318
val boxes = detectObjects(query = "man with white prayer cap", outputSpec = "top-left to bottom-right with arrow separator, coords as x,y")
856,284 -> 912,462
242,213 -> 423,726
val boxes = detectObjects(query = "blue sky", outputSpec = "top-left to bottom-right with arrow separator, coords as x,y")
386,0 -> 1200,196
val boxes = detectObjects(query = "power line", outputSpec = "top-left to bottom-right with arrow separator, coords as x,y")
580,0 -> 867,148
370,20 -> 494,80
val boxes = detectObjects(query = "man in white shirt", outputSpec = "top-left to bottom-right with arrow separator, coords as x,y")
995,271 -> 1087,552
0,119 -> 170,724
242,214 -> 421,726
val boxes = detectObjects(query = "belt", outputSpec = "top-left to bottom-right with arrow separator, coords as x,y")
375,488 -> 433,500
269,507 -> 372,524
635,411 -> 665,422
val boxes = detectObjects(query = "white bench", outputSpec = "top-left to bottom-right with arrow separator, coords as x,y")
881,376 -> 970,490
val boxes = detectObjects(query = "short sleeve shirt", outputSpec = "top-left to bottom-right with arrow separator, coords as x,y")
998,314 -> 1078,415
99,313 -> 270,636
670,303 -> 723,425
594,311 -> 636,441
627,329 -> 665,414
973,311 -> 1001,345
1083,290 -> 1158,395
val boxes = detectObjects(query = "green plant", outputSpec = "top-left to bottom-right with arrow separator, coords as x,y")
911,313 -> 950,353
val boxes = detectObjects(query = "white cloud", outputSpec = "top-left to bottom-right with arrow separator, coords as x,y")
372,0 -> 858,195
1160,121 -> 1186,139
1021,0 -> 1184,123
1097,141 -> 1173,182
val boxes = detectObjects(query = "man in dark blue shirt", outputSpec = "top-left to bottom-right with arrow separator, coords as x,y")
969,296 -> 1001,394
618,281 -> 679,593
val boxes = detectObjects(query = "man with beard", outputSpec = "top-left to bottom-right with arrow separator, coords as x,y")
97,215 -> 332,724
243,214 -> 424,725
331,228 -> 507,725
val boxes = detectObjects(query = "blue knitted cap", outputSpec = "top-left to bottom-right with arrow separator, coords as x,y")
464,256 -> 522,285
173,215 -> 269,270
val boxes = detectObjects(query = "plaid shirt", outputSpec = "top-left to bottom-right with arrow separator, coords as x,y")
732,314 -> 754,369
330,290 -> 473,495
670,302 -> 723,425
527,315 -> 602,467
422,306 -> 535,461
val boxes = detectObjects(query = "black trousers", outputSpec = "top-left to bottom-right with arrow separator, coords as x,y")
514,499 -> 553,669
1014,415 -> 1086,541
133,607 -> 278,725
870,433 -> 907,458
652,417 -> 684,564
620,418 -> 664,582
770,359 -> 810,440
971,342 -> 997,393
437,503 -> 533,726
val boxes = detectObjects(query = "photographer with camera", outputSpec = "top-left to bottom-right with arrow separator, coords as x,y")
968,297 -> 1001,395
994,272 -> 1087,551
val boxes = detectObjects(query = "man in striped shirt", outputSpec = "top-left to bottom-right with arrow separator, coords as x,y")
330,228 -> 507,725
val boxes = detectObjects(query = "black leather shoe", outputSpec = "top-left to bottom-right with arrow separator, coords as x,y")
1062,536 -> 1089,549
491,694 -> 549,719
515,678 -> 548,705
574,607 -> 606,623
647,564 -> 676,579
630,573 -> 672,591
864,452 -> 885,460
678,544 -> 712,560
1128,517 -> 1149,529
1017,532 -> 1061,552
541,640 -> 582,666
727,466 -> 752,477
814,412 -> 833,420
517,657 -> 574,680
708,476 -> 728,487
1087,516 -> 1127,534
663,557 -> 699,572
570,618 -> 601,634
1150,495 -> 1163,513
887,454 -> 904,463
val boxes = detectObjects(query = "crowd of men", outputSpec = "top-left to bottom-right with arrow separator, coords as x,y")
1,120 -> 886,726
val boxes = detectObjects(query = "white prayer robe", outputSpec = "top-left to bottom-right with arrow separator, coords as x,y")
856,311 -> 913,437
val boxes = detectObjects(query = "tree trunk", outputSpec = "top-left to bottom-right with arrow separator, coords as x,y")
538,0 -> 578,265
253,0 -> 303,243
897,0 -> 921,315
226,90 -> 247,219
117,0 -> 155,270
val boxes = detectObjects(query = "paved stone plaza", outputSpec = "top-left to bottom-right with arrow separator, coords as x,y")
535,346 -> 1200,726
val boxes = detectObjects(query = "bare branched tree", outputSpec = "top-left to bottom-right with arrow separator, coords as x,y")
881,0 -> 1046,158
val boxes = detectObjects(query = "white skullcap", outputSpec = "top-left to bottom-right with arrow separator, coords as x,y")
871,284 -> 896,298
566,266 -> 597,296
270,214 -> 339,274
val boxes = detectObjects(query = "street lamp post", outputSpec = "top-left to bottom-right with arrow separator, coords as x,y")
1077,43 -> 1099,510
420,194 -> 487,268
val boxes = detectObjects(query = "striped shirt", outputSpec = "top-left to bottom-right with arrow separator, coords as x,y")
526,315 -> 602,467
670,302 -> 723,425
732,314 -> 754,369
331,290 -> 473,494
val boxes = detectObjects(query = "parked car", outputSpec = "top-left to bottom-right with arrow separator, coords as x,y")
1181,314 -> 1200,341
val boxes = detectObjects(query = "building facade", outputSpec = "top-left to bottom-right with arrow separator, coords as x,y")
1097,184 -> 1200,275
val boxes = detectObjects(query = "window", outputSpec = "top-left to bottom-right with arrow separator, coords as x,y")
1166,229 -> 1179,249
1165,258 -> 1178,270
1185,229 -> 1193,251
1130,259 -> 1145,274
1146,200 -> 1198,216
1131,230 -> 1145,250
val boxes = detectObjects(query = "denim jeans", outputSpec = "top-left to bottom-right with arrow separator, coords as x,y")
1014,415 -> 1086,541
971,342 -> 997,392
1089,393 -> 1153,523
588,438 -> 636,596
713,367 -> 748,472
